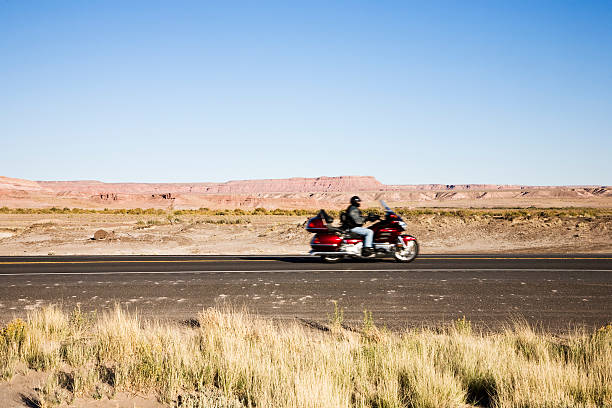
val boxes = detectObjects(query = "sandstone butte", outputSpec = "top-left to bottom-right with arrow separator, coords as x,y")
0,176 -> 610,210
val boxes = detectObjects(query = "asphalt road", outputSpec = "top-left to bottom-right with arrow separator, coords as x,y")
0,254 -> 610,331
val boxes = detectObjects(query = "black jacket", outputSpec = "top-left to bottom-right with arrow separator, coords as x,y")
345,205 -> 365,228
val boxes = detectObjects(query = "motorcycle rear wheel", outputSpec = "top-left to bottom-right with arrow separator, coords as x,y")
320,255 -> 343,263
394,241 -> 419,262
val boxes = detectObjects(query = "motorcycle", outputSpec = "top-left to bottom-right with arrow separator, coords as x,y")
305,200 -> 419,262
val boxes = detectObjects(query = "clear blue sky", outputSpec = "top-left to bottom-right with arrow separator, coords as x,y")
1,1 -> 611,185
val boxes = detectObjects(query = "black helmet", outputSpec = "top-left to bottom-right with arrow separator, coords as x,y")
350,196 -> 361,207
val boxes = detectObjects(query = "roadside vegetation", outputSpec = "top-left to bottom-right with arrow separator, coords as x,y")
1,306 -> 610,407
133,217 -> 250,230
1,206 -> 610,220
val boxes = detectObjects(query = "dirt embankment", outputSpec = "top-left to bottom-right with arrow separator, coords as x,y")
0,210 -> 610,255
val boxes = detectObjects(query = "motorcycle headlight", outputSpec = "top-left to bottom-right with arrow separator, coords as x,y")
398,221 -> 407,229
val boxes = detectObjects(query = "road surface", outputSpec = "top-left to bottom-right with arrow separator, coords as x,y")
0,254 -> 610,331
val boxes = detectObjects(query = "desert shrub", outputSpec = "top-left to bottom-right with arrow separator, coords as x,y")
328,300 -> 344,329
134,219 -> 167,229
1,206 -> 610,220
453,316 -> 472,335
167,215 -> 181,224
195,217 -> 250,225
0,318 -> 27,379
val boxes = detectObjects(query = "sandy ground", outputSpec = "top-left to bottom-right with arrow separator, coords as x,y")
0,211 -> 610,256
0,367 -> 164,407
0,211 -> 610,407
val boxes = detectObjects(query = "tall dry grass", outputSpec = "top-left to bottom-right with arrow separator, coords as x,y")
0,306 -> 610,407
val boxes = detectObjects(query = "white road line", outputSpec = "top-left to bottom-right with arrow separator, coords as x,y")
0,269 -> 610,276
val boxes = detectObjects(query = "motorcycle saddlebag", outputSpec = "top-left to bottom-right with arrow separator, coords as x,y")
311,233 -> 342,251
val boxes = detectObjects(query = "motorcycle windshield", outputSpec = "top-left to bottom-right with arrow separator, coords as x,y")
380,200 -> 406,225
380,200 -> 392,213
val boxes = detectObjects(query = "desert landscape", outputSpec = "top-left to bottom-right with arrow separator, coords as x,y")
4,1 -> 611,405
1,176 -> 610,407
1,175 -> 611,210
1,175 -> 611,255
1,209 -> 611,256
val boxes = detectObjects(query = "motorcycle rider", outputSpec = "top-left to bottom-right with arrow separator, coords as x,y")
346,196 -> 376,256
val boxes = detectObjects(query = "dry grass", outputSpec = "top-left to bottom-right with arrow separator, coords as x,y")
1,306 -> 610,407
2,206 -> 610,220
0,207 -> 316,216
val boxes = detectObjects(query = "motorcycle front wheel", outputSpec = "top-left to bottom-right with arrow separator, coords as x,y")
320,255 -> 343,263
394,240 -> 419,262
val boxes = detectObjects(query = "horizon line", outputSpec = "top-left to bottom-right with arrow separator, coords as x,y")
1,175 -> 608,188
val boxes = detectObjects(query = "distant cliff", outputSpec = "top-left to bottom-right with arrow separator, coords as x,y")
34,176 -> 384,194
0,175 -> 609,209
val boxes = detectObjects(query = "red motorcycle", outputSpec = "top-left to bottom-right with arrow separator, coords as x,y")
305,200 -> 419,262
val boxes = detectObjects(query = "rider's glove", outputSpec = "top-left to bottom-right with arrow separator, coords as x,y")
366,213 -> 380,222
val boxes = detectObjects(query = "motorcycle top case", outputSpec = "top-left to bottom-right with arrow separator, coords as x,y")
305,216 -> 328,233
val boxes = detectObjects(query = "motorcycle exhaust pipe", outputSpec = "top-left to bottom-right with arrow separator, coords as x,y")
309,251 -> 352,256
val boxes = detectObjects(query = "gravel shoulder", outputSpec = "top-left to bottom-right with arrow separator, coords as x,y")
0,211 -> 610,256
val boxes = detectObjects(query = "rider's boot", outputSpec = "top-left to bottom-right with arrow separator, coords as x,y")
361,247 -> 374,257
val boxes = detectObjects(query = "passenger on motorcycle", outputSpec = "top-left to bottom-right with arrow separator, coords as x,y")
346,196 -> 378,256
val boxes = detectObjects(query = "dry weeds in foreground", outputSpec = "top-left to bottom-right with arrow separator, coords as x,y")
0,306 -> 610,407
